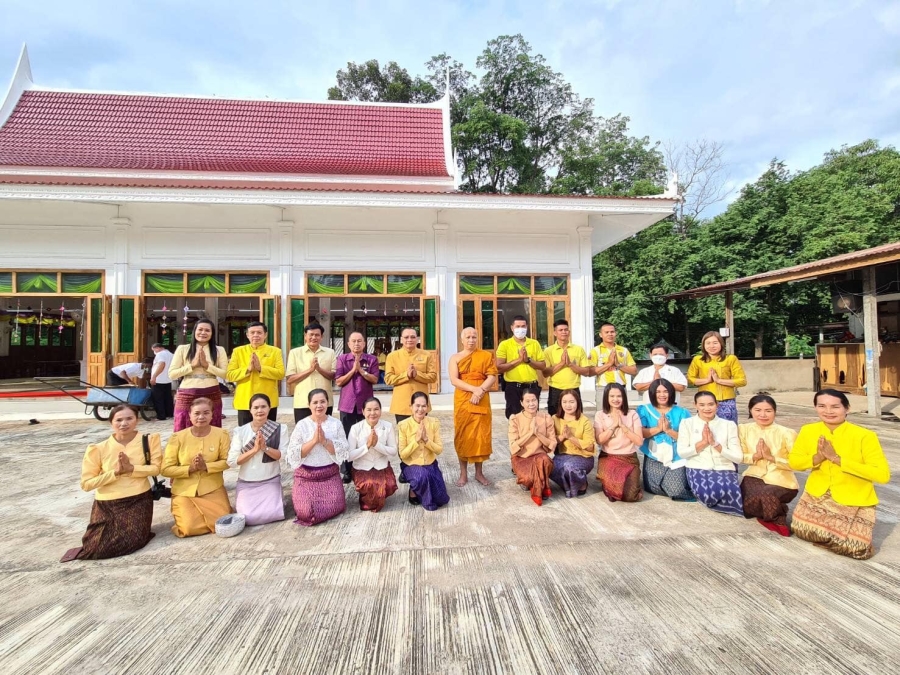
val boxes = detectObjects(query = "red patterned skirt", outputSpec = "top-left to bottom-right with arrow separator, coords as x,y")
352,465 -> 398,512
596,452 -> 643,502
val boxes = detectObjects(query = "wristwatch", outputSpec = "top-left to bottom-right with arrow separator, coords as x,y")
524,356 -> 531,364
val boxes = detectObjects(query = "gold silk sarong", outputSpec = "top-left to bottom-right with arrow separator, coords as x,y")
453,350 -> 498,463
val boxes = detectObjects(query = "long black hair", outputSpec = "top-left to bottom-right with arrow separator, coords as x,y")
187,318 -> 219,363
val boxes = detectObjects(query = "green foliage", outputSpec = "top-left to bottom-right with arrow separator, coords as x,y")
785,334 -> 816,357
598,140 -> 900,357
327,60 -> 437,103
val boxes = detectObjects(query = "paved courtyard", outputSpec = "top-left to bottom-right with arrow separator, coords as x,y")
0,394 -> 898,674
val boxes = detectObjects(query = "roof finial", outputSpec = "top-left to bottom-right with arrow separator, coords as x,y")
0,43 -> 34,129
444,65 -> 451,98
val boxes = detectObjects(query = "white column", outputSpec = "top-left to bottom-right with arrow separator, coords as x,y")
575,224 -> 595,401
278,220 -> 294,348
110,216 -> 131,297
433,221 -> 451,394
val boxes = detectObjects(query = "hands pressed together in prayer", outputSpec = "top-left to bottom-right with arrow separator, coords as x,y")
558,423 -> 574,444
191,348 -> 209,370
702,423 -> 722,453
407,362 -> 418,381
367,426 -> 379,450
248,352 -> 262,373
752,438 -> 776,463
815,436 -> 841,466
417,422 -> 429,445
114,451 -> 134,476
188,453 -> 207,475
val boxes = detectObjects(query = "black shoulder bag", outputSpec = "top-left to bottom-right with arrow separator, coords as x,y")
142,434 -> 172,500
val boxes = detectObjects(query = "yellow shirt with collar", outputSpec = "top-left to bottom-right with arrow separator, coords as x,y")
384,348 -> 437,415
789,421 -> 890,506
495,337 -> 544,383
398,416 -> 443,465
687,354 -> 747,402
161,426 -> 231,498
226,343 -> 285,409
738,422 -> 798,490
286,344 -> 336,408
543,342 -> 587,390
590,343 -> 636,386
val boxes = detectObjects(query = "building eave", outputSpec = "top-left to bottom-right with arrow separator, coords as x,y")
0,44 -> 33,130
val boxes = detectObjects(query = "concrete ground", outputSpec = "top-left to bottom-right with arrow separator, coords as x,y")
0,392 -> 898,674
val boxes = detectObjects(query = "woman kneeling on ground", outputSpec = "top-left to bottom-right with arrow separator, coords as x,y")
508,389 -> 557,506
161,397 -> 232,537
738,392 -> 798,536
594,383 -> 644,502
398,392 -> 450,511
61,404 -> 161,562
677,391 -> 744,516
637,378 -> 693,501
348,397 -> 399,512
549,389 -> 595,498
287,388 -> 349,526
789,389 -> 891,560
228,393 -> 286,526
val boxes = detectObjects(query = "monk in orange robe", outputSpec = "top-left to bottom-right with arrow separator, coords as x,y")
450,327 -> 499,487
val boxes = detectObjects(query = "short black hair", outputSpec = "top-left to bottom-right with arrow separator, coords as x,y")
694,391 -> 717,404
410,391 -> 429,406
649,342 -> 669,353
249,393 -> 271,407
553,318 -> 569,329
304,322 -> 324,335
511,315 -> 527,325
748,392 -> 777,413
247,321 -> 268,332
307,388 -> 328,405
599,322 -> 615,330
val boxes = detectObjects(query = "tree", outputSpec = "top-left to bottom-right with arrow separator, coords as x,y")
552,114 -> 667,196
328,60 -> 438,103
664,139 -> 732,230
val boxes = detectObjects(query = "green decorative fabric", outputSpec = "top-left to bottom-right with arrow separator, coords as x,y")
0,272 -> 13,293
387,275 -> 424,294
61,273 -> 102,294
423,298 -> 437,350
534,276 -> 568,296
188,274 -> 226,293
290,298 -> 305,348
229,274 -> 268,294
17,272 -> 58,293
308,274 -> 345,295
118,298 -> 135,352
145,273 -> 185,294
459,276 -> 494,295
497,276 -> 531,295
348,275 -> 384,294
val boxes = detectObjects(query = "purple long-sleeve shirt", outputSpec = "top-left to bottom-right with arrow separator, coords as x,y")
335,352 -> 381,414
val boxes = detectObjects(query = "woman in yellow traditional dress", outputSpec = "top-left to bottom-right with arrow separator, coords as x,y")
789,389 -> 890,559
161,397 -> 232,537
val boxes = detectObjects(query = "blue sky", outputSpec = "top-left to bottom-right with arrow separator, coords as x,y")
2,0 -> 898,213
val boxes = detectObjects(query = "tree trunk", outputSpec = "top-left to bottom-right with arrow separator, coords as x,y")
753,326 -> 764,358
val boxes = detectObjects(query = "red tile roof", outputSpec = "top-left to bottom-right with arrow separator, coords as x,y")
0,90 -> 450,177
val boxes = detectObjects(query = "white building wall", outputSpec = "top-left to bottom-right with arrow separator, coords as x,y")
1,199 -> 617,393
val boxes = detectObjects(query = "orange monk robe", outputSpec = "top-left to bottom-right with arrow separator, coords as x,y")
453,350 -> 499,463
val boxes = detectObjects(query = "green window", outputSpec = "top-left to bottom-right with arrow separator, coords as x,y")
61,273 -> 102,294
348,274 -> 384,294
459,276 -> 494,295
290,298 -> 305,348
188,274 -> 226,293
229,274 -> 268,294
263,298 -> 276,345
145,273 -> 185,294
481,300 -> 495,349
0,272 -> 13,293
423,298 -> 437,350
307,274 -> 345,295
387,274 -> 424,294
17,272 -> 58,293
497,276 -> 531,295
90,297 -> 103,353
534,276 -> 568,296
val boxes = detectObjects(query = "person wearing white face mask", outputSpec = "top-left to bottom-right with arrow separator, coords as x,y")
496,315 -> 546,419
633,343 -> 687,405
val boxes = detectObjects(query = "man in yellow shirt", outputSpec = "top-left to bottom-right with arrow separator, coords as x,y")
542,319 -> 590,415
385,328 -> 437,422
285,322 -> 335,422
226,321 -> 285,426
589,322 -> 637,389
495,314 -> 546,418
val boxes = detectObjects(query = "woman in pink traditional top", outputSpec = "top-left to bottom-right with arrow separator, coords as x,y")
594,383 -> 644,502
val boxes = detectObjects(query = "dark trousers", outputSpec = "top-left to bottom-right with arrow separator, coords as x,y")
503,381 -> 541,418
339,411 -> 365,478
150,383 -> 174,420
395,414 -> 411,479
106,371 -> 128,386
547,386 -> 566,417
294,406 -> 333,423
237,407 -> 278,427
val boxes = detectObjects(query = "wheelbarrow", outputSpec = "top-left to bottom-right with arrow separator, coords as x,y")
34,377 -> 156,422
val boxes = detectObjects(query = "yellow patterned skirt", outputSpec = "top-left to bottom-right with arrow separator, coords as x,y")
791,490 -> 876,560
170,486 -> 232,538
